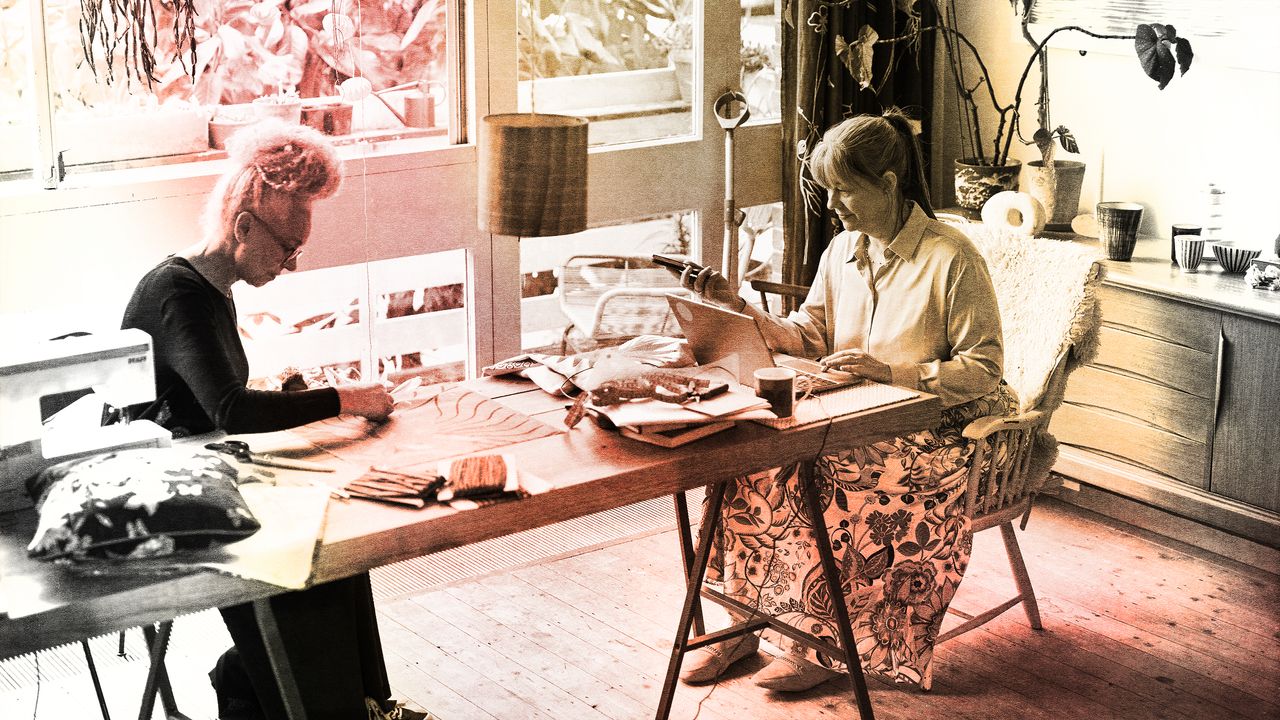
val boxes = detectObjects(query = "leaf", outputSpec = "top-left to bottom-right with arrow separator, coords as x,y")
1057,127 -> 1079,154
1175,37 -> 1194,76
915,520 -> 930,548
1032,127 -> 1053,154
218,24 -> 247,62
896,541 -> 922,556
1134,23 -> 1175,90
863,545 -> 893,579
834,488 -> 849,511
401,0 -> 443,52
835,25 -> 878,90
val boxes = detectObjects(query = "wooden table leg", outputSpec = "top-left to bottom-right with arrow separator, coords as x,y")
798,461 -> 876,720
655,479 -> 729,720
254,599 -> 308,720
672,491 -> 706,636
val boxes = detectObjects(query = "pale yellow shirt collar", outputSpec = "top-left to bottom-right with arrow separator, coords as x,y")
846,201 -> 930,267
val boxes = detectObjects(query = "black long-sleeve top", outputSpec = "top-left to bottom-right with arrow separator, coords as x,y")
121,257 -> 339,436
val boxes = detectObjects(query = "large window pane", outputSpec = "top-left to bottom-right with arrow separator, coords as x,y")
235,249 -> 468,389
516,0 -> 697,146
520,212 -> 697,354
741,0 -> 780,123
2,0 -> 455,175
0,0 -> 36,177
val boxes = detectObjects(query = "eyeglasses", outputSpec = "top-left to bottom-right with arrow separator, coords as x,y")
243,209 -> 304,265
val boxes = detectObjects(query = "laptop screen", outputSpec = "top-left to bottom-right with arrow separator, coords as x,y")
666,295 -> 776,383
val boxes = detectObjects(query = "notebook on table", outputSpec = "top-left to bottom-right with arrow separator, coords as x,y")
665,295 -> 863,394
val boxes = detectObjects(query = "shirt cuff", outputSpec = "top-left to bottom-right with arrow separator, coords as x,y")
888,363 -> 921,390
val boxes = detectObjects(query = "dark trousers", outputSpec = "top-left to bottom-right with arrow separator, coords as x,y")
212,572 -> 392,720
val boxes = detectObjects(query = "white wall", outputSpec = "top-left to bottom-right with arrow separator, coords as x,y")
950,1 -> 1280,249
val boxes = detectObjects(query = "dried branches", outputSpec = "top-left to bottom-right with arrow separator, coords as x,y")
78,0 -> 198,86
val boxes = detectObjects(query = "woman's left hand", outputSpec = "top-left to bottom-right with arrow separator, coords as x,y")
819,349 -> 892,384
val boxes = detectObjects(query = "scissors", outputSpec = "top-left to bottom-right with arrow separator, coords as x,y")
204,440 -> 334,473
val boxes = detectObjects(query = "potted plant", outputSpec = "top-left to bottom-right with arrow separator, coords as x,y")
841,0 -> 1194,215
661,2 -> 697,103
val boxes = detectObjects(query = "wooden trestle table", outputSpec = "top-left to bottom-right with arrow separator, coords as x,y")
0,376 -> 939,719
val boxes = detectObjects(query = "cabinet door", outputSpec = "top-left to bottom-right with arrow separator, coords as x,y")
1211,314 -> 1280,512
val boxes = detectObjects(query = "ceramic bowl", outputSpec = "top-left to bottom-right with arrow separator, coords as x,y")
1212,242 -> 1262,274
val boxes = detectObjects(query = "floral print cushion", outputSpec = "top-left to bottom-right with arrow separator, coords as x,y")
26,448 -> 261,561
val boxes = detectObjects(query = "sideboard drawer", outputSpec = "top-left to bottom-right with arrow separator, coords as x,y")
1051,403 -> 1210,489
1092,326 -> 1217,398
1100,285 -> 1220,352
1062,365 -> 1213,443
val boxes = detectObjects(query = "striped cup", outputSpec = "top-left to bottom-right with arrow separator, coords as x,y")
1175,236 -> 1205,273
1097,202 -> 1144,261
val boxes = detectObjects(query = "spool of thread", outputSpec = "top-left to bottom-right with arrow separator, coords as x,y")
405,90 -> 434,128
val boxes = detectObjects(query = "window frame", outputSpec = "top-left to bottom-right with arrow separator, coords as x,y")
0,0 -> 783,380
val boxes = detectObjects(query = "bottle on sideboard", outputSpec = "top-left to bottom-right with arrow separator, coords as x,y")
1203,183 -> 1226,245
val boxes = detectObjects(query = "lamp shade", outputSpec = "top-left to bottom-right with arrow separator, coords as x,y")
479,113 -> 588,237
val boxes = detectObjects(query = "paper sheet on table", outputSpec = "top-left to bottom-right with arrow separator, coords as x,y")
200,484 -> 329,589
594,388 -> 771,427
291,386 -> 562,475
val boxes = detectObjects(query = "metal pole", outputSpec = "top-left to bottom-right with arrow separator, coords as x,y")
713,92 -> 749,292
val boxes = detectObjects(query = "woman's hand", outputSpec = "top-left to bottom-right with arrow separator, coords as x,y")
819,349 -> 892,384
679,265 -> 741,308
336,383 -> 395,422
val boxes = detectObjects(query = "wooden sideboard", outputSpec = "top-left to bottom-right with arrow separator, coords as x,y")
1044,233 -> 1280,548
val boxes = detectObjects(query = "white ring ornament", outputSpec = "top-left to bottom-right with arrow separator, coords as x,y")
980,191 -> 1046,237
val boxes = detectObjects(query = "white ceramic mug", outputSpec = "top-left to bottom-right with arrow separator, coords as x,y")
754,367 -> 796,418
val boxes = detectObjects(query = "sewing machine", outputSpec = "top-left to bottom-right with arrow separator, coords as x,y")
0,329 -> 171,512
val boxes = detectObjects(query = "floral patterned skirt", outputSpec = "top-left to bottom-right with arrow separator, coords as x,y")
707,383 -> 1017,689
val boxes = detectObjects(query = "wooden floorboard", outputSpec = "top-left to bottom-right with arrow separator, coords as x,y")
1,497 -> 1276,719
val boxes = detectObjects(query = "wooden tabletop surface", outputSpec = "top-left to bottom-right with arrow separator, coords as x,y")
0,376 -> 939,660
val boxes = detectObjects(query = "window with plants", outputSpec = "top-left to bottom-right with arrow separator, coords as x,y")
514,0 -> 700,146
0,0 -> 456,178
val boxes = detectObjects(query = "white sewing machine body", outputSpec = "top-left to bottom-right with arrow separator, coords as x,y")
0,329 -> 171,512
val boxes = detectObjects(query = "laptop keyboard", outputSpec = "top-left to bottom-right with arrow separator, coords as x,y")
795,371 -> 843,393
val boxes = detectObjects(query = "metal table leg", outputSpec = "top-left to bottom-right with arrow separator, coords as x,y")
139,621 -> 191,720
82,640 -> 112,720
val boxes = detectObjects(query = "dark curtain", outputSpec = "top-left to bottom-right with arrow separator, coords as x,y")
781,0 -> 937,288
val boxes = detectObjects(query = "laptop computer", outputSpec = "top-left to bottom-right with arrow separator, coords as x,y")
666,294 -> 862,394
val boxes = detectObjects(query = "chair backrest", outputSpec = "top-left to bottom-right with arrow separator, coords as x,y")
953,221 -> 1106,521
958,222 -> 1106,416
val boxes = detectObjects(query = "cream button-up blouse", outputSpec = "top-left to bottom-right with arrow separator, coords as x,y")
748,203 -> 1003,408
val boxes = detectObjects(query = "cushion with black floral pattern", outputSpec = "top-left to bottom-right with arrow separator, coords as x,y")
25,447 -> 261,561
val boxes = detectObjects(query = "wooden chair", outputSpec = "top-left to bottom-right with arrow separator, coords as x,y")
938,225 -> 1105,644
748,278 -> 808,316
747,229 -> 1105,647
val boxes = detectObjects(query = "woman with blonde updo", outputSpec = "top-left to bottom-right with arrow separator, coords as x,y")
122,120 -> 427,719
675,108 -> 1016,691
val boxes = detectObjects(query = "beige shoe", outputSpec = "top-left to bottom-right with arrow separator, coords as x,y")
752,652 -> 842,692
679,634 -> 761,684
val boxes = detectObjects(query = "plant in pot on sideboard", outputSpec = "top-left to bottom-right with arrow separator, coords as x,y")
839,0 -> 1195,219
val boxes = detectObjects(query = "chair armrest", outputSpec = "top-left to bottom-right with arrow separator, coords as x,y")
748,279 -> 809,299
961,410 -> 1046,441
